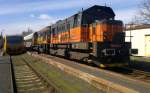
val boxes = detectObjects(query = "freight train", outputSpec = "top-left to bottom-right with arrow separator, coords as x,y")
6,35 -> 25,55
24,5 -> 131,67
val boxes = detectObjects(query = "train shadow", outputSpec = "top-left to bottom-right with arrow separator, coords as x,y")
70,59 -> 135,75
41,53 -> 98,67
129,60 -> 150,72
105,67 -> 133,74
105,60 -> 150,75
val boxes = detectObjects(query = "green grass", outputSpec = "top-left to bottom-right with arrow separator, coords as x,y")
23,54 -> 101,93
131,56 -> 150,62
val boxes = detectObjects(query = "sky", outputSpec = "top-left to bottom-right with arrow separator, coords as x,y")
0,0 -> 142,35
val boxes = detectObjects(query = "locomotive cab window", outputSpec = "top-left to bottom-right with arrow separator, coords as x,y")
74,14 -> 78,27
73,14 -> 81,27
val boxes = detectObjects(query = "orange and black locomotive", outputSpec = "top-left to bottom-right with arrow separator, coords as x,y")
29,5 -> 131,67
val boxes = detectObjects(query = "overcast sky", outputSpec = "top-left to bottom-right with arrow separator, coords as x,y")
0,0 -> 142,35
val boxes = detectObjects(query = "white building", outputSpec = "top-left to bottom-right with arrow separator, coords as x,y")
125,25 -> 150,56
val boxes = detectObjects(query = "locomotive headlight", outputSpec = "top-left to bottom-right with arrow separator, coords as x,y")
102,49 -> 115,56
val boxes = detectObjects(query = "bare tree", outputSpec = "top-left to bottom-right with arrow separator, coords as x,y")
132,0 -> 150,24
140,0 -> 150,23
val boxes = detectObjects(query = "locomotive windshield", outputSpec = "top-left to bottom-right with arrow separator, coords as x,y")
7,36 -> 23,44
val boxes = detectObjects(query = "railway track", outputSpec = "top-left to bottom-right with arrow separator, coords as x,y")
11,55 -> 60,93
35,52 -> 150,84
111,67 -> 150,83
129,69 -> 150,82
28,52 -> 150,93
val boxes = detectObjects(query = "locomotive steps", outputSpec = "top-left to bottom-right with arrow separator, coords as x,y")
28,52 -> 139,93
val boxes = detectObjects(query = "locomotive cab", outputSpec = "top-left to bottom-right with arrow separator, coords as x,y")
89,20 -> 130,67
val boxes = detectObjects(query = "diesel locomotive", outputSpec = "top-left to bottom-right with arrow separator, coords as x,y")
26,5 -> 131,67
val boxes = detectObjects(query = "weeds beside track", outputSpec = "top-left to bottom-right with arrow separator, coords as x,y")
11,55 -> 59,93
